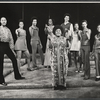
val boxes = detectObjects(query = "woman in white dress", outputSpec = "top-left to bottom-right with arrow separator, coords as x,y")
44,18 -> 55,67
70,23 -> 82,72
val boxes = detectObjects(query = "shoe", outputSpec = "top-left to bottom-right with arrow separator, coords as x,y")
81,74 -> 85,77
79,71 -> 83,73
95,78 -> 100,81
84,76 -> 90,80
0,82 -> 7,86
27,67 -> 35,71
54,86 -> 59,90
75,70 -> 78,73
15,77 -> 25,80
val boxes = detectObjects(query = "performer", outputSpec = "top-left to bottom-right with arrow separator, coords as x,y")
61,13 -> 74,67
29,17 -> 44,68
70,23 -> 82,72
0,17 -> 25,86
81,20 -> 91,80
91,25 -> 100,81
44,18 -> 55,67
15,20 -> 32,72
49,25 -> 70,90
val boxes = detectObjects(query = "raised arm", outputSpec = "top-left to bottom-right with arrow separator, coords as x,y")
86,29 -> 91,40
29,26 -> 33,37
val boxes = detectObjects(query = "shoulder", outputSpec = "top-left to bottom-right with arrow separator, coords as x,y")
61,23 -> 64,26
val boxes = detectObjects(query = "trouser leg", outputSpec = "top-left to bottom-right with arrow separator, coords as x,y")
84,46 -> 90,78
37,44 -> 44,65
31,41 -> 37,67
5,47 -> 21,78
95,50 -> 100,77
0,48 -> 5,83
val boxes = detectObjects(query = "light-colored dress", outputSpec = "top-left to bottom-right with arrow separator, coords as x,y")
50,36 -> 69,87
70,30 -> 81,51
15,29 -> 27,51
44,25 -> 54,66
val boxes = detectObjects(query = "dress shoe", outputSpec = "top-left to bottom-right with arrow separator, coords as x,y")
0,82 -> 7,86
15,77 -> 25,80
95,78 -> 100,81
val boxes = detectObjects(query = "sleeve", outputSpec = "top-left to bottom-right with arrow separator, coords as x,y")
8,29 -> 14,49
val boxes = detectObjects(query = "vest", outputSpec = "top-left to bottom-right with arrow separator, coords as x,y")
81,29 -> 90,46
61,22 -> 71,37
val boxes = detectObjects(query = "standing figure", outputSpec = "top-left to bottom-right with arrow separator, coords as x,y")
80,20 -> 91,80
91,25 -> 100,81
44,18 -> 55,67
61,13 -> 74,67
15,20 -> 32,73
29,17 -> 44,68
0,17 -> 25,86
70,23 -> 82,72
49,25 -> 70,90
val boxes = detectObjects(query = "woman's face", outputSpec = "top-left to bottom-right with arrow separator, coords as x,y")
97,25 -> 100,32
32,19 -> 37,26
74,23 -> 79,30
48,19 -> 53,25
55,29 -> 62,37
82,22 -> 87,29
19,22 -> 24,28
64,16 -> 69,22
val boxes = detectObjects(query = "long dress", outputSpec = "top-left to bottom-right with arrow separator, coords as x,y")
15,29 -> 27,51
44,25 -> 54,66
50,36 -> 69,87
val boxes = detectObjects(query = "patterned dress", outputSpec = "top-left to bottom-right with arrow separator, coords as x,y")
50,36 -> 69,87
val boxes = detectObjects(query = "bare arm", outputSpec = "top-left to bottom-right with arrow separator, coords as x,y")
86,29 -> 91,40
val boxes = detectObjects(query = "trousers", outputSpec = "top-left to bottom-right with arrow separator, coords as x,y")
31,40 -> 44,66
81,45 -> 90,77
0,42 -> 21,83
95,49 -> 100,77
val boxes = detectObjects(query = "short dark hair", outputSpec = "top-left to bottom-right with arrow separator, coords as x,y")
81,20 -> 88,24
97,24 -> 100,27
64,13 -> 71,18
74,22 -> 79,25
53,25 -> 64,36
19,19 -> 24,23
31,16 -> 37,22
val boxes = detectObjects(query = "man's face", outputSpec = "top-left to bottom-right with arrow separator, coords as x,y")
97,25 -> 100,32
32,19 -> 37,26
64,16 -> 69,22
0,17 -> 7,26
82,22 -> 87,28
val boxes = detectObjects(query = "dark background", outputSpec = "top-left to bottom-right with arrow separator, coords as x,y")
0,3 -> 99,53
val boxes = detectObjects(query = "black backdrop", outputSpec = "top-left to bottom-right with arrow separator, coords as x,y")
0,3 -> 100,53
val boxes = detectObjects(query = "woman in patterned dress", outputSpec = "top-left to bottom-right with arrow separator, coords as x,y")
15,20 -> 32,74
44,18 -> 55,67
49,25 -> 70,90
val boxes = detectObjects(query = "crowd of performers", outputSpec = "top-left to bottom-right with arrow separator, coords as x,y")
0,13 -> 100,90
